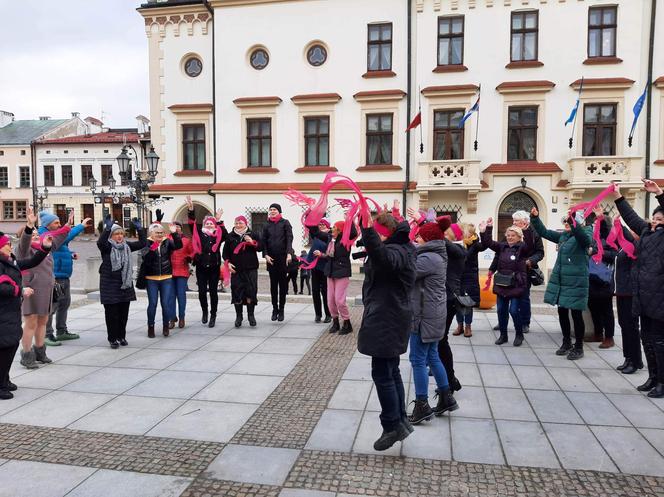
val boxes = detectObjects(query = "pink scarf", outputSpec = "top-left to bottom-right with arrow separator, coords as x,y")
297,256 -> 319,270
569,183 -> 617,226
483,271 -> 494,291
591,219 -> 604,264
233,239 -> 257,254
220,260 -> 231,287
607,218 -> 637,259
269,214 -> 283,223
189,218 -> 222,255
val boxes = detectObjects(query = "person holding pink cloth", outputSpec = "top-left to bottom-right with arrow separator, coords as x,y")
314,220 -> 357,335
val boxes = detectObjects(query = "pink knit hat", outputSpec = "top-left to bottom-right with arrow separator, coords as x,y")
235,215 -> 248,225
318,219 -> 331,228
449,223 -> 463,241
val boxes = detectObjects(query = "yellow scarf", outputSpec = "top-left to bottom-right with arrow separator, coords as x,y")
463,234 -> 478,248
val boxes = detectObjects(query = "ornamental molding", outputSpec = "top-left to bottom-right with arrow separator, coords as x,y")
141,8 -> 210,38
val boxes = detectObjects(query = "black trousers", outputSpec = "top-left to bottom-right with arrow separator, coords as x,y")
104,301 -> 130,343
371,356 -> 406,432
196,266 -> 219,315
616,296 -> 642,364
299,275 -> 311,294
438,299 -> 457,381
588,295 -> 615,338
641,315 -> 664,382
0,344 -> 19,391
558,307 -> 585,347
268,258 -> 288,311
311,269 -> 330,318
287,271 -> 298,294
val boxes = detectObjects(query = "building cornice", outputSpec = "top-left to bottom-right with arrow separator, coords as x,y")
137,3 -> 208,17
353,90 -> 406,102
421,84 -> 479,97
291,93 -> 342,105
233,96 -> 283,108
654,76 -> 664,89
483,162 -> 562,173
168,103 -> 213,113
209,0 -> 310,7
570,78 -> 635,90
496,80 -> 555,94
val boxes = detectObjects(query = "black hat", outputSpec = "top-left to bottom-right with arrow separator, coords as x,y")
269,203 -> 282,213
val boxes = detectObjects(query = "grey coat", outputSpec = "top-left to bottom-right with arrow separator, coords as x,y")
411,240 -> 448,343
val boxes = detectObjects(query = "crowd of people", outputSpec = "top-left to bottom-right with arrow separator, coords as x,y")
0,180 -> 662,457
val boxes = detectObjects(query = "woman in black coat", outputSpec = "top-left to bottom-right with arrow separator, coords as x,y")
454,224 -> 483,338
613,181 -> 664,397
222,215 -> 261,328
98,217 -> 147,348
307,220 -> 332,323
357,212 -> 416,452
0,230 -> 51,399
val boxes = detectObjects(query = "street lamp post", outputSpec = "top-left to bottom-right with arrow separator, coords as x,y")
36,187 -> 48,211
116,143 -> 159,225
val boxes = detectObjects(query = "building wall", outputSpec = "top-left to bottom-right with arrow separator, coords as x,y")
0,145 -> 33,230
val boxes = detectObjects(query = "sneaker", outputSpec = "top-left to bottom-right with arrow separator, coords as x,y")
110,341 -> 120,349
567,348 -> 584,361
119,339 -> 128,346
408,399 -> 434,425
56,332 -> 80,341
555,341 -> 572,356
373,423 -> 410,451
44,335 -> 62,347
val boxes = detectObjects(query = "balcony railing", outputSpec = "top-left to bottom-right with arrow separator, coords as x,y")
567,156 -> 643,188
417,159 -> 482,189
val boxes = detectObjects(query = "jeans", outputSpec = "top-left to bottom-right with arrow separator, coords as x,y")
558,307 -> 585,347
588,295 -> 615,339
146,278 -> 174,326
616,296 -> 642,363
311,269 -> 330,318
196,266 -> 219,314
327,277 -> 350,321
456,308 -> 473,325
497,295 -> 522,335
104,301 -> 130,343
517,287 -> 532,327
371,356 -> 406,432
409,333 -> 449,399
171,276 -> 188,320
46,278 -> 71,336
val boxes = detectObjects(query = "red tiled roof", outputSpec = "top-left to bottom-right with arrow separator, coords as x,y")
483,162 -> 562,173
37,132 -> 140,144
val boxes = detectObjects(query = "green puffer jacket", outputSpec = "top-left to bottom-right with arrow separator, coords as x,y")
530,215 -> 592,310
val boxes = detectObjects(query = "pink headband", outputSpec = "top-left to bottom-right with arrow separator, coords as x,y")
235,215 -> 248,225
203,216 -> 216,225
450,223 -> 463,241
0,235 -> 9,250
374,223 -> 392,237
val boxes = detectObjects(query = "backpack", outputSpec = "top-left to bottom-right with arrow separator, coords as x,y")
588,259 -> 613,284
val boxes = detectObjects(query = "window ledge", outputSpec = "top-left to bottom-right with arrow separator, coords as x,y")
653,159 -> 664,165
356,165 -> 402,171
294,166 -> 338,173
505,60 -> 544,69
362,70 -> 396,79
174,170 -> 213,176
238,167 -> 280,173
432,64 -> 468,73
583,56 -> 623,65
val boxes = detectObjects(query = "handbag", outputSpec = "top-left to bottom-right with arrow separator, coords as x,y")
135,262 -> 147,290
528,267 -> 545,286
454,293 -> 476,316
494,271 -> 515,287
52,282 -> 65,303
588,259 -> 613,284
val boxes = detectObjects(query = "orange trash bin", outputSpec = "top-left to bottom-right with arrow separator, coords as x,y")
479,273 -> 496,310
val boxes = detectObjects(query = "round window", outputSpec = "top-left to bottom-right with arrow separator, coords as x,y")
184,57 -> 203,77
307,44 -> 327,66
250,49 -> 269,70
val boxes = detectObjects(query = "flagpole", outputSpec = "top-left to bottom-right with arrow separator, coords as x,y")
569,77 -> 584,149
474,84 -> 481,151
418,86 -> 424,154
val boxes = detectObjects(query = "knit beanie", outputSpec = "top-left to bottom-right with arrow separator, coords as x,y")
449,223 -> 463,241
0,232 -> 9,250
319,218 -> 330,229
269,203 -> 282,213
39,211 -> 59,228
110,224 -> 124,234
418,222 -> 444,242
334,220 -> 345,232
235,215 -> 248,225
437,215 -> 452,233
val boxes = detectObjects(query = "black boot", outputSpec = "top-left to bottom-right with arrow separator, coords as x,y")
202,310 -> 208,324
408,399 -> 434,425
555,339 -> 572,356
208,313 -> 216,328
271,308 -> 279,321
323,315 -> 332,323
513,333 -> 524,347
7,381 -> 17,392
567,346 -> 584,361
495,333 -> 508,345
315,315 -> 322,323
277,308 -> 285,322
328,318 -> 340,334
247,304 -> 256,327
647,383 -> 664,398
373,423 -> 410,451
432,387 -> 459,416
449,376 -> 462,392
616,358 -> 629,371
338,319 -> 353,335
234,305 -> 243,328
637,377 -> 657,391
621,360 -> 638,375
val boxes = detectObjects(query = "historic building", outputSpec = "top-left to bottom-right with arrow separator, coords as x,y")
138,0 -> 663,270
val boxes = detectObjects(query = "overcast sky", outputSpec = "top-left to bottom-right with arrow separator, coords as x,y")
0,0 -> 149,128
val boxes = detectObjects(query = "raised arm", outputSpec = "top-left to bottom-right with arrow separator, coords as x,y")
615,197 -> 649,234
128,229 -> 147,252
361,225 -> 408,271
530,211 -> 562,244
17,242 -> 51,271
479,225 -> 502,253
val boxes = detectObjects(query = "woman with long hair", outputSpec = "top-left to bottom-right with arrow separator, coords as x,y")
222,215 -> 261,328
453,223 -> 484,338
169,221 -> 193,329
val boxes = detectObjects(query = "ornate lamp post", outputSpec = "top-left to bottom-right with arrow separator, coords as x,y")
36,187 -> 48,211
116,143 -> 159,224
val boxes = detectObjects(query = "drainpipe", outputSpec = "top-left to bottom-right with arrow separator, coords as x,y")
204,0 -> 217,211
403,0 -> 412,210
644,0 -> 656,217
30,141 -> 37,209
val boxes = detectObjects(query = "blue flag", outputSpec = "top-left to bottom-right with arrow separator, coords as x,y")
565,100 -> 579,126
629,87 -> 647,137
458,96 -> 480,129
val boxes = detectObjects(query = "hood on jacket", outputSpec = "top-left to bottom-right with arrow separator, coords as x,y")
385,221 -> 411,245
416,239 -> 446,257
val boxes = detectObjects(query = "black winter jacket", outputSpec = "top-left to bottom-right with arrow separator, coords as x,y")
307,231 -> 330,274
459,237 -> 485,304
358,222 -> 416,358
0,248 -> 50,348
98,227 -> 147,305
223,229 -> 261,271
309,224 -> 357,279
613,227 -> 636,296
262,218 -> 293,258
188,210 -> 228,268
444,239 -> 467,300
615,194 -> 664,321
142,234 -> 182,277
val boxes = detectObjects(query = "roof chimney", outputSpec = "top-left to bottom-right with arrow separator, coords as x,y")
0,110 -> 14,128
71,112 -> 80,118
39,116 -> 50,121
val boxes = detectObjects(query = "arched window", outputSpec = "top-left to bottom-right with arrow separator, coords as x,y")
498,191 -> 537,236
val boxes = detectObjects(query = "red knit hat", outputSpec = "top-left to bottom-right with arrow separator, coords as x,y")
437,215 -> 452,233
418,222 -> 444,241
319,219 -> 331,228
334,220 -> 345,232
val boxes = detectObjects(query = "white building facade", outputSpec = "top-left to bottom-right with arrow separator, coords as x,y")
138,0 -> 664,269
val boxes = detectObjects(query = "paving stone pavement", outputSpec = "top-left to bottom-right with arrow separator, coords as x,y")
0,299 -> 663,496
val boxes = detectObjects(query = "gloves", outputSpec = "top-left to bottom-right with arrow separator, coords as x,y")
104,214 -> 113,230
155,209 -> 164,222
131,217 -> 143,230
